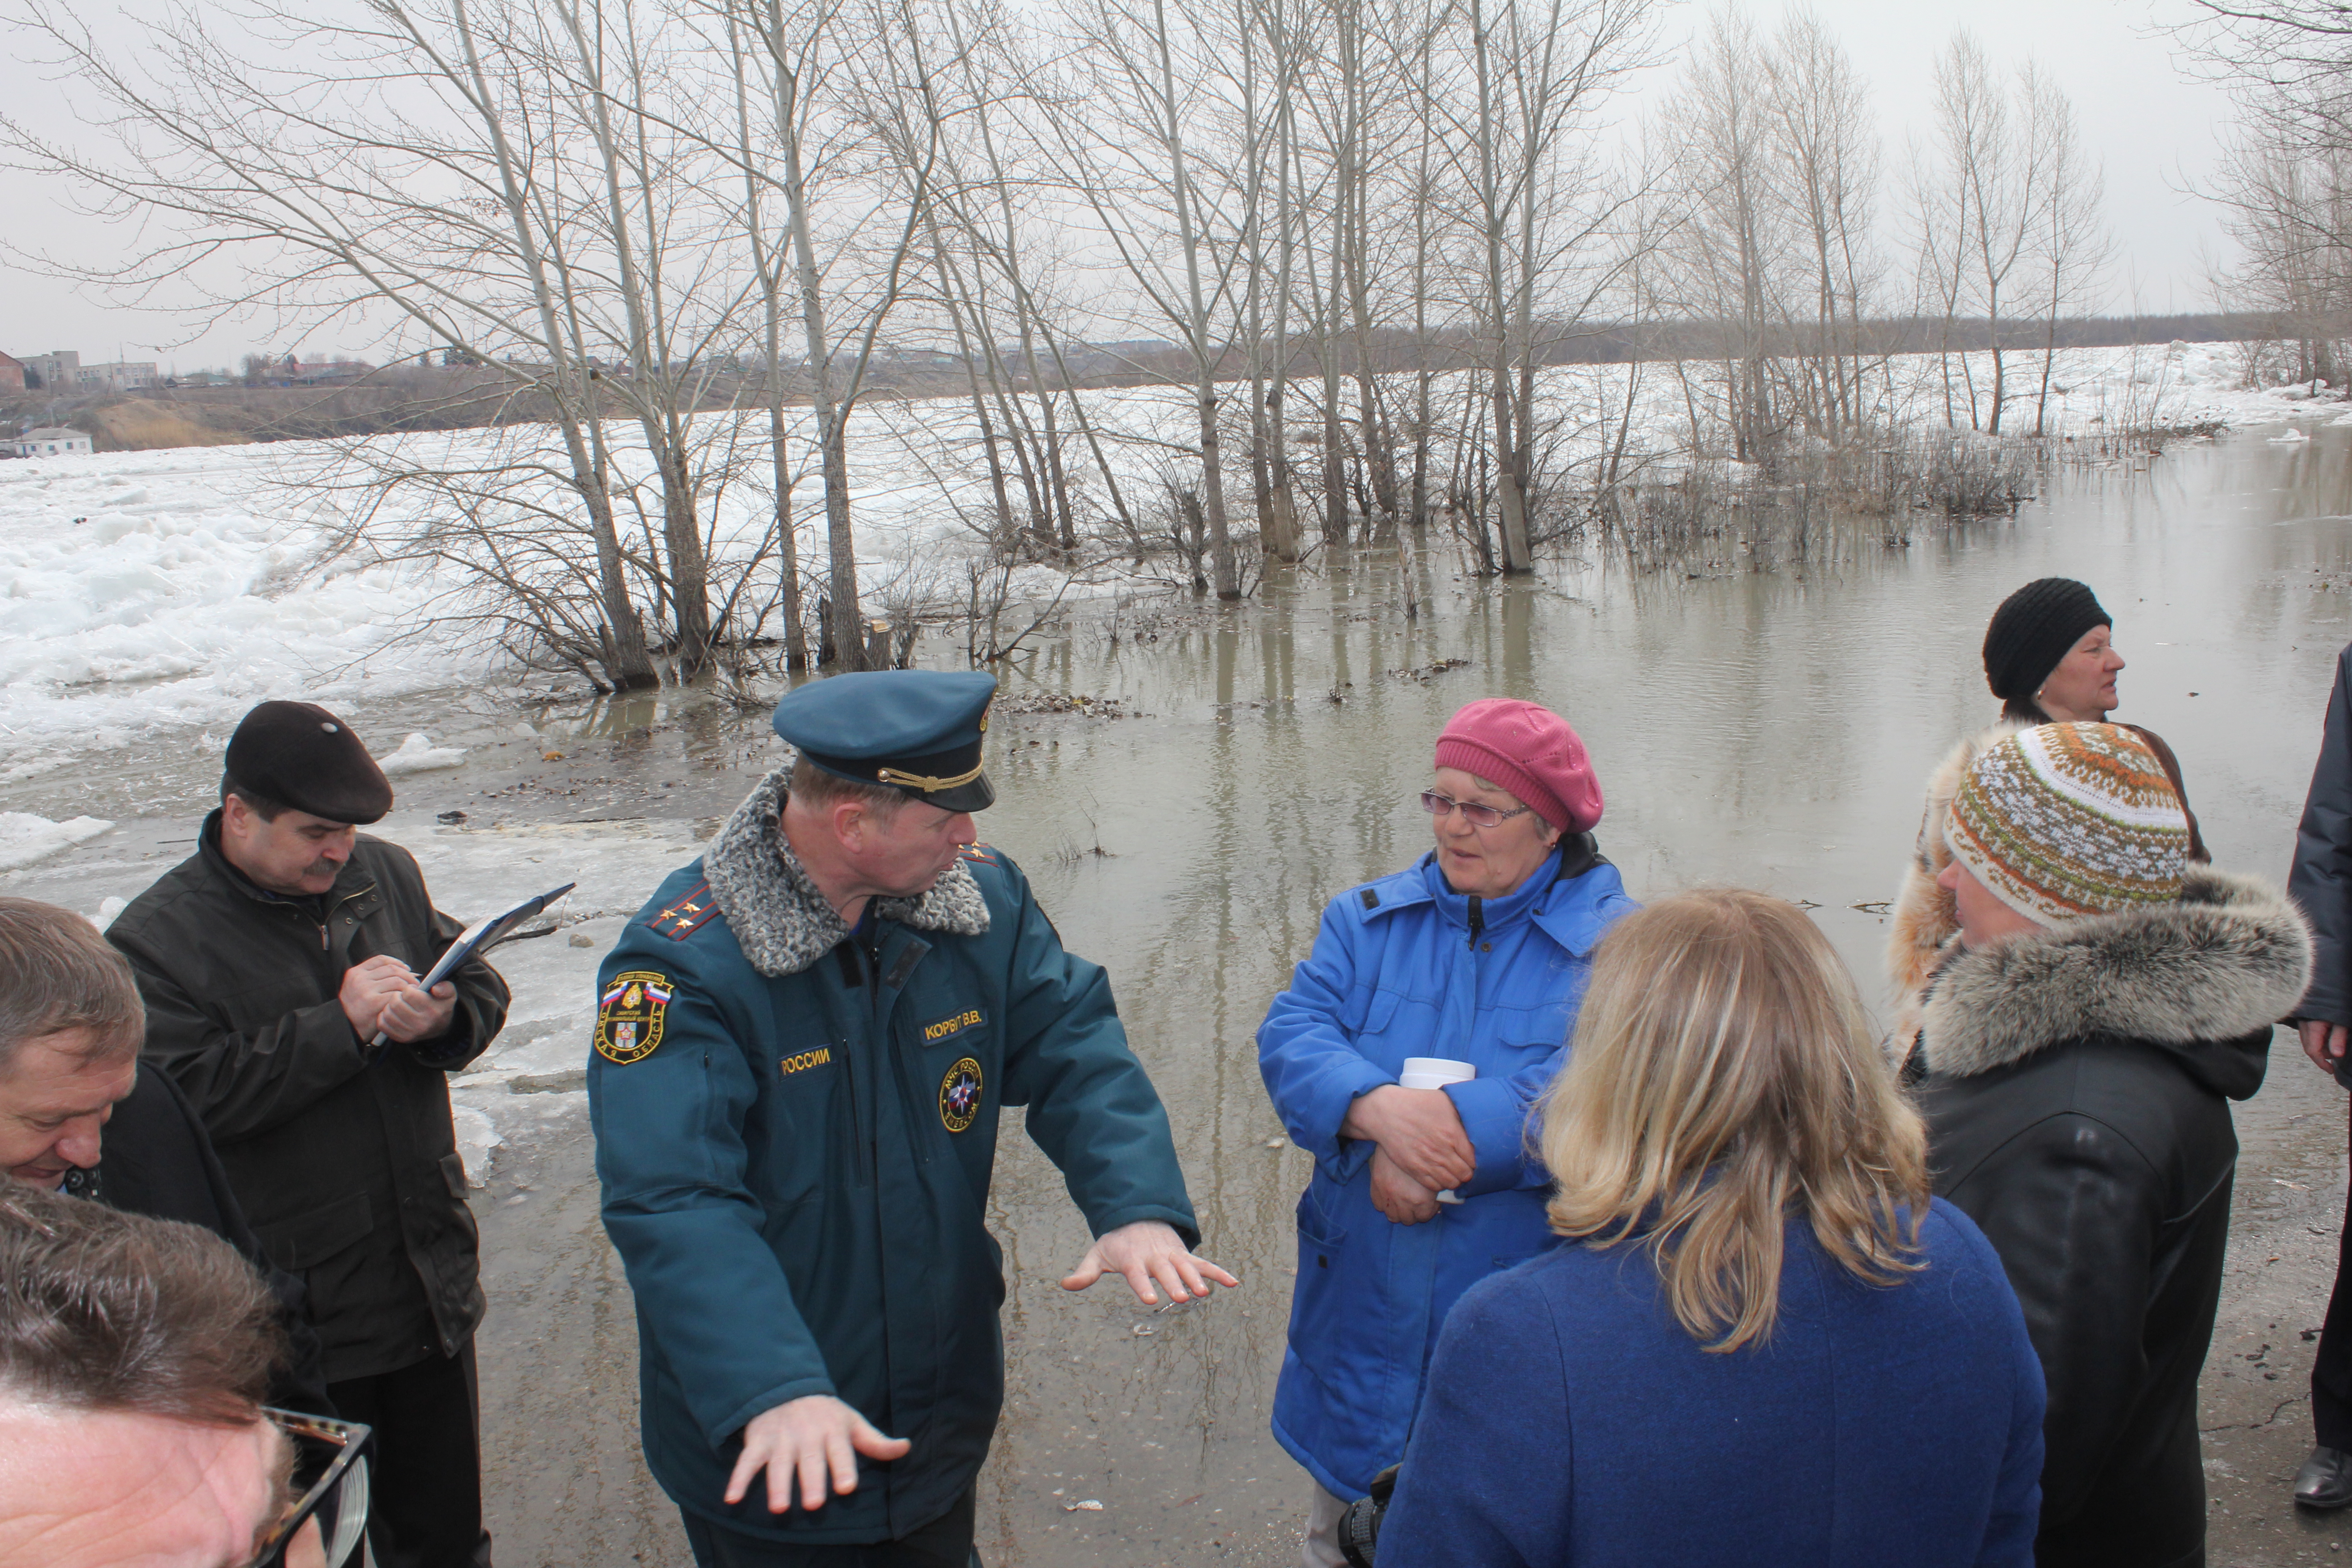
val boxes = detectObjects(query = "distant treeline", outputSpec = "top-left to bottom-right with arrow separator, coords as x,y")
0,313 -> 2275,455
1059,314 -> 2273,386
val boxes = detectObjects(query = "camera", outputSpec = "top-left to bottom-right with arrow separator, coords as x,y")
1337,1464 -> 1400,1568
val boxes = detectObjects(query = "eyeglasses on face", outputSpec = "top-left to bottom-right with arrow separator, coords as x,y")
1419,790 -> 1533,829
247,1408 -> 372,1568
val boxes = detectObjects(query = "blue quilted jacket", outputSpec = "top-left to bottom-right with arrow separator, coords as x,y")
1256,840 -> 1635,1498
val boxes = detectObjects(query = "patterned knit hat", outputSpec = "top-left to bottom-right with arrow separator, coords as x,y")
1944,723 -> 2189,924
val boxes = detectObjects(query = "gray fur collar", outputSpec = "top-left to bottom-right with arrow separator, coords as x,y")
703,764 -> 990,978
1916,866 -> 2310,1078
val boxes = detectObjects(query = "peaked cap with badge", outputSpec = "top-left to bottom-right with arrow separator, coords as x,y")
588,666 -> 1200,1553
224,700 -> 396,824
771,669 -> 997,813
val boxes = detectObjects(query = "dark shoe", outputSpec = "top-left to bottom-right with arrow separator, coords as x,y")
2295,1446 -> 2352,1508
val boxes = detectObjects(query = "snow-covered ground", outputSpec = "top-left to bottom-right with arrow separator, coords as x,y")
0,339 -> 2326,791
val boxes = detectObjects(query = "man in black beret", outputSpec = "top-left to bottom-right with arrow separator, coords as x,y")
106,699 -> 510,1568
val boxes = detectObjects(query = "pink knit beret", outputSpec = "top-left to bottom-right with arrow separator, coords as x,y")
1433,698 -> 1602,833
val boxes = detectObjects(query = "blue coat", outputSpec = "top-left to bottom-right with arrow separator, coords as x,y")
1378,1200 -> 2048,1568
590,788 -> 1198,1545
1257,840 -> 1636,1498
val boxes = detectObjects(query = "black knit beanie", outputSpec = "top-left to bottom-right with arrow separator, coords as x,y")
1981,578 -> 2111,701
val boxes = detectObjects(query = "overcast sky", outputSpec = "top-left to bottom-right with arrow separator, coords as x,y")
0,0 -> 2239,373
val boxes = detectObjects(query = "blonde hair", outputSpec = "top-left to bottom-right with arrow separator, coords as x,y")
1540,889 -> 1930,1352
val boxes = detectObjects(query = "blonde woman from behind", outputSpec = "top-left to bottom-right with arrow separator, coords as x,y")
1377,891 -> 2046,1568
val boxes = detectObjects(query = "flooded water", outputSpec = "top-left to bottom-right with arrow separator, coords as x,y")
14,426 -> 2352,1563
951,429 -> 2352,1562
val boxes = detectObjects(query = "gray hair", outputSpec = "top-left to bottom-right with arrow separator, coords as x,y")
788,753 -> 910,819
0,1183 -> 283,1426
0,899 -> 144,1074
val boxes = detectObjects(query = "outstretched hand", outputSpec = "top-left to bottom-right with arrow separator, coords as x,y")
1061,1220 -> 1240,1306
726,1394 -> 911,1514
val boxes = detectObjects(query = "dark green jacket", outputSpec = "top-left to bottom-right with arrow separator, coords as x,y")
590,769 -> 1198,1544
107,814 -> 509,1381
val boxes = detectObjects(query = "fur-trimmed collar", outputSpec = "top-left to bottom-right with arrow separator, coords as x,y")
1916,866 -> 2310,1079
703,764 -> 990,978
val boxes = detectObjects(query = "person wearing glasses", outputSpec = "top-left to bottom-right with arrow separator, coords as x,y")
0,1182 -> 372,1568
1256,697 -> 1636,1567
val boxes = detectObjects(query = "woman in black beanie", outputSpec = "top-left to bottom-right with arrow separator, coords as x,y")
1882,578 -> 2207,1058
1981,577 -> 2123,724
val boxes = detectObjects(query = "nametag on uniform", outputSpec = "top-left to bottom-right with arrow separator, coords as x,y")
779,1047 -> 833,1077
921,1008 -> 985,1045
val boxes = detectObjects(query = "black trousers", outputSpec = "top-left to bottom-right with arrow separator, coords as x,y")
326,1339 -> 492,1568
681,1489 -> 979,1568
2319,1100 -> 2352,1450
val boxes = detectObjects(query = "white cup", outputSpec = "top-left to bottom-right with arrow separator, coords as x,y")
1399,1056 -> 1475,1091
1397,1058 -> 1474,1202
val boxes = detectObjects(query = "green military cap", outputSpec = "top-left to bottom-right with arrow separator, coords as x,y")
772,670 -> 998,813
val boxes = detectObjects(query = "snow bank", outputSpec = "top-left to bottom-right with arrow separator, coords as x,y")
0,447 -> 474,781
0,812 -> 113,871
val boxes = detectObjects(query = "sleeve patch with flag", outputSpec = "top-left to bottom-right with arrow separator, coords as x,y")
597,970 -> 672,1064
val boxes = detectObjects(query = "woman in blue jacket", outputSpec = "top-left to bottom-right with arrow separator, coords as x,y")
1378,891 -> 2046,1568
1257,698 -> 1636,1564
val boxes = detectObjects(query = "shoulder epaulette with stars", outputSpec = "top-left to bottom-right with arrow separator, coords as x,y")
957,843 -> 1000,867
643,881 -> 722,941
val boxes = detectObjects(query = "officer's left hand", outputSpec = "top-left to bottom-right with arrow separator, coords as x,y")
377,980 -> 459,1044
1060,1220 -> 1240,1307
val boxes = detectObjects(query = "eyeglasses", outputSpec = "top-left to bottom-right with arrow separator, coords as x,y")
248,1409 -> 372,1568
1419,791 -> 1533,829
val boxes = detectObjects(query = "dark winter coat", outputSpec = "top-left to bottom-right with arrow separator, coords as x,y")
1914,867 -> 2310,1568
107,813 -> 509,1382
590,767 -> 1200,1546
64,1063 -> 334,1416
1376,1202 -> 2048,1568
2290,641 -> 2352,1034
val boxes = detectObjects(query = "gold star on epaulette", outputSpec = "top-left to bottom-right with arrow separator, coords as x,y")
643,882 -> 721,941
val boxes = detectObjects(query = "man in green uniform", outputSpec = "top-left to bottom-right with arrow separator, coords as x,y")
590,669 -> 1235,1566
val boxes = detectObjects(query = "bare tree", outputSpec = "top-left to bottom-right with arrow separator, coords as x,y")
1053,0 -> 1248,598
1762,7 -> 1881,443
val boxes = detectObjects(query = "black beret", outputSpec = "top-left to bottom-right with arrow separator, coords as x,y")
224,701 -> 394,824
1982,578 -> 2111,702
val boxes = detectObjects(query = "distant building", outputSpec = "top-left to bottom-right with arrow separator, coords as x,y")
19,350 -> 74,390
0,353 -> 22,394
289,358 -> 375,385
11,426 -> 93,458
18,351 -> 158,394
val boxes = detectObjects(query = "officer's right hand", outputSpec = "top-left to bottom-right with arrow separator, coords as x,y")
725,1394 -> 911,1514
338,955 -> 419,1041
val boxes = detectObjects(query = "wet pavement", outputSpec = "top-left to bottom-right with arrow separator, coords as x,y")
16,428 -> 2352,1562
